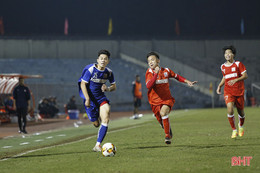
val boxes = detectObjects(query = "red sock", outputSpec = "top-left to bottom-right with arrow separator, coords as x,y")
154,113 -> 163,127
238,114 -> 245,127
227,114 -> 236,130
162,115 -> 170,137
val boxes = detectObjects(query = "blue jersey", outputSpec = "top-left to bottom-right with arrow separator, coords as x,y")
78,63 -> 115,106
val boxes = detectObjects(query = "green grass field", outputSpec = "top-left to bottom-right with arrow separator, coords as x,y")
0,107 -> 259,173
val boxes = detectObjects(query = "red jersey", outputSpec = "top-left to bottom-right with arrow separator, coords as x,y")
221,61 -> 247,96
145,67 -> 184,106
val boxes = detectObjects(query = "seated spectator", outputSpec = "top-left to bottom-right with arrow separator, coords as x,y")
48,96 -> 59,118
4,95 -> 16,115
67,95 -> 77,110
38,98 -> 50,118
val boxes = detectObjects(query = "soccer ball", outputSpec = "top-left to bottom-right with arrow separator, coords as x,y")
101,143 -> 116,157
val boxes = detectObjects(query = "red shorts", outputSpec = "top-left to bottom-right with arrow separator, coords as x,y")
100,101 -> 109,107
224,94 -> 244,110
151,99 -> 175,117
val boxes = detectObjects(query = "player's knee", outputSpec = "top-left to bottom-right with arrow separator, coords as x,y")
227,110 -> 234,115
160,110 -> 167,117
227,107 -> 233,115
101,118 -> 109,124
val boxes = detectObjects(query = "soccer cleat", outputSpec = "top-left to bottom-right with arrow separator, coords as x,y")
92,145 -> 102,152
165,134 -> 172,144
238,124 -> 244,137
165,137 -> 171,144
231,130 -> 238,139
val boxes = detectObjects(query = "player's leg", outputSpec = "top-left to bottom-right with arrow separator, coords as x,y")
237,108 -> 245,126
236,96 -> 245,137
93,103 -> 110,151
83,99 -> 100,127
226,102 -> 237,138
225,94 -> 238,138
151,105 -> 163,128
160,105 -> 172,144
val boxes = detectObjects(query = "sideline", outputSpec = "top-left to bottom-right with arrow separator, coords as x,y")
0,124 -> 144,162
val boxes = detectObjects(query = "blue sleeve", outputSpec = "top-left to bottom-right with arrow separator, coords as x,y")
108,71 -> 115,84
81,68 -> 91,83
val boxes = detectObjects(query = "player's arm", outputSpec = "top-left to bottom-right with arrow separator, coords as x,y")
172,71 -> 197,87
80,80 -> 90,107
146,66 -> 159,89
146,73 -> 157,89
184,79 -> 198,87
108,83 -> 116,92
102,83 -> 116,92
227,71 -> 248,86
216,76 -> 225,94
103,71 -> 116,92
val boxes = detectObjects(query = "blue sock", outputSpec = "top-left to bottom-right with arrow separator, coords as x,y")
97,123 -> 108,143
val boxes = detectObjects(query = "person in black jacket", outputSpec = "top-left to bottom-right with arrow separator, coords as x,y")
13,78 -> 31,134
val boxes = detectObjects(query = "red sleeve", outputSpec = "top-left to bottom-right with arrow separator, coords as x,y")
221,65 -> 225,76
146,72 -> 157,90
175,74 -> 186,83
169,68 -> 186,83
239,62 -> 246,75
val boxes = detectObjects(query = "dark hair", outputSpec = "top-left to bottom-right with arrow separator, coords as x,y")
223,45 -> 236,55
98,49 -> 110,58
146,51 -> 159,59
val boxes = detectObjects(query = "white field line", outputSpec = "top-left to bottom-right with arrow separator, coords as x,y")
0,125 -> 144,162
2,134 -> 67,148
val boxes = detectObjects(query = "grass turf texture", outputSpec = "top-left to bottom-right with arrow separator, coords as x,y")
0,107 -> 259,172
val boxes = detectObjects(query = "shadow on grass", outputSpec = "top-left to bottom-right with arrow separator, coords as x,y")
126,145 -> 170,150
6,151 -> 88,160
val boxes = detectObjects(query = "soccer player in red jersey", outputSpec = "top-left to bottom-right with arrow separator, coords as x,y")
145,52 -> 197,144
216,45 -> 248,139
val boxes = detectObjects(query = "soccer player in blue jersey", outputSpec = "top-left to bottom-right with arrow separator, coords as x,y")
78,50 -> 116,152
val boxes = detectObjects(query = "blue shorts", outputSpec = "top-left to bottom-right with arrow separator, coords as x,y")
83,98 -> 109,122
